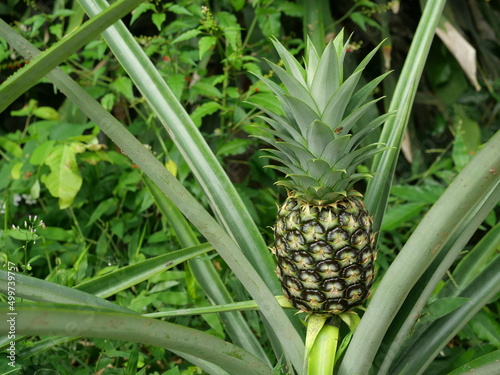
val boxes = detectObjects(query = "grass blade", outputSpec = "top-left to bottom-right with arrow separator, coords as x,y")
446,351 -> 500,375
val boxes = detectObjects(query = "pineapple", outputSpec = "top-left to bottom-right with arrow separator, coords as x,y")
253,31 -> 392,314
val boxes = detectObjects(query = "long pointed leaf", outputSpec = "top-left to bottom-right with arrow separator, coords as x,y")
0,270 -> 132,313
0,0 -> 144,112
389,255 -> 500,374
143,177 -> 271,365
75,244 -> 213,297
376,183 -> 500,374
338,126 -> 500,375
365,0 -> 447,231
0,304 -> 273,375
74,7 -> 303,352
0,19 -> 305,370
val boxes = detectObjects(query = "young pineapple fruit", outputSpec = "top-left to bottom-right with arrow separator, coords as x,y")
253,31 -> 392,314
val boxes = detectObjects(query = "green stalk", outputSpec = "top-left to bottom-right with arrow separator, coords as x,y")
303,0 -> 335,52
144,296 -> 291,318
306,315 -> 340,375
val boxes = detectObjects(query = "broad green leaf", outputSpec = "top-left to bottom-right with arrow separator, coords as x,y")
381,202 -> 426,231
452,127 -> 469,171
168,4 -> 193,16
86,197 -> 118,227
390,184 -> 445,205
190,101 -> 221,127
418,297 -> 470,325
30,140 -> 56,165
350,12 -> 382,32
191,81 -> 223,98
110,76 -> 134,101
5,228 -> 38,242
230,0 -> 245,11
101,92 -> 117,111
172,29 -> 201,44
30,179 -> 41,198
0,135 -> 23,158
129,2 -> 155,25
10,161 -> 23,180
280,2 -> 304,17
256,8 -> 280,39
32,106 -> 60,120
49,121 -> 95,140
151,13 -> 165,31
467,309 -> 500,346
199,36 -> 217,60
216,138 -> 252,157
454,104 -> 481,153
246,92 -> 283,116
41,143 -> 82,209
216,12 -> 241,52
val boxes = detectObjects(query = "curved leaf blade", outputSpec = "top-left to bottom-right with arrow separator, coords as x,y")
0,304 -> 273,375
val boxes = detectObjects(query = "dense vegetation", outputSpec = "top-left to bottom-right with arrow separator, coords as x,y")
1,1 -> 499,374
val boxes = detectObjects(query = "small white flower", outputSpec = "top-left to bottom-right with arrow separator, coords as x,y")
22,194 -> 37,205
13,194 -> 22,206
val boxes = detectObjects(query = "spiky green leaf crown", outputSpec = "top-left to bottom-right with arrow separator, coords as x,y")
254,31 -> 393,204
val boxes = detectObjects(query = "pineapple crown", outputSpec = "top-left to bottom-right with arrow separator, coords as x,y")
253,30 -> 393,204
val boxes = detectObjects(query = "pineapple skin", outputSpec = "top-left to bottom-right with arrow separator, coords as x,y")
273,192 -> 376,314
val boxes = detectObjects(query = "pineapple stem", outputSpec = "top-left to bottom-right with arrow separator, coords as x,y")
305,314 -> 340,375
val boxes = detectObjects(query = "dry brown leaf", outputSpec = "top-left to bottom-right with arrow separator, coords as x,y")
436,20 -> 481,91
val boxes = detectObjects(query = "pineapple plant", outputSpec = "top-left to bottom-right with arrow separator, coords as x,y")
253,31 -> 393,314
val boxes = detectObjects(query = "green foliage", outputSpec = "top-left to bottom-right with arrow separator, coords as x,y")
0,0 -> 499,374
